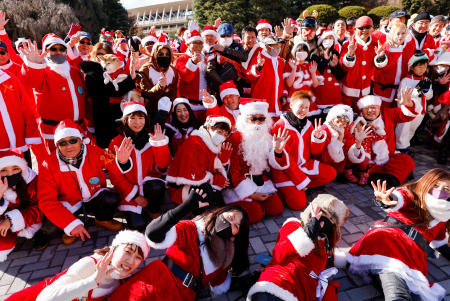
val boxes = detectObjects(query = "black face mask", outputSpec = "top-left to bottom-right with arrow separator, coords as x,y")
318,216 -> 334,238
157,56 -> 171,69
215,214 -> 233,239
2,173 -> 22,187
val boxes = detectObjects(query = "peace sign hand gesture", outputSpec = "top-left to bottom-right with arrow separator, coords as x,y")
257,52 -> 265,67
201,89 -> 215,104
312,118 -> 324,139
18,40 -> 46,64
371,180 -> 397,207
95,249 -> 114,284
348,35 -> 357,56
273,127 -> 291,154
374,40 -> 385,57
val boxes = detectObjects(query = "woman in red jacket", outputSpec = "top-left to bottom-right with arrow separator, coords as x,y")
109,101 -> 171,230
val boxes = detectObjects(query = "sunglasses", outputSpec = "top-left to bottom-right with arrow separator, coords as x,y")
357,25 -> 372,30
0,50 -> 7,55
49,47 -> 66,52
79,40 -> 92,45
58,138 -> 79,147
336,115 -> 350,123
96,52 -> 105,56
145,42 -> 155,47
249,116 -> 266,122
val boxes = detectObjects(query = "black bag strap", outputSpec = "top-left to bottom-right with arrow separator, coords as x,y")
64,163 -> 87,224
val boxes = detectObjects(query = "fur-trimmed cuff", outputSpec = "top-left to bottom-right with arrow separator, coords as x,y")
374,55 -> 388,68
269,149 -> 290,170
23,57 -> 46,69
387,190 -> 405,212
430,233 -> 449,249
250,64 -> 260,77
283,72 -> 291,79
234,178 -> 258,200
25,137 -> 42,145
327,139 -> 345,163
348,144 -> 366,164
64,219 -> 84,236
334,249 -> 349,268
401,104 -> 417,117
211,273 -> 231,295
0,198 -> 8,216
186,58 -> 199,72
125,185 -> 139,202
116,157 -> 133,174
295,177 -> 311,191
287,226 -> 315,257
343,54 -> 356,68
147,225 -> 177,250
282,217 -> 301,227
203,95 -> 217,109
5,209 -> 25,232
158,97 -> 172,112
311,132 -> 327,144
17,223 -> 42,239
149,136 -> 169,147
247,281 -> 297,301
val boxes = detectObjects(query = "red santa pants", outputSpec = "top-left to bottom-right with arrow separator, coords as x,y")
0,232 -> 17,262
306,163 -> 337,187
233,193 -> 284,223
369,153 -> 415,185
341,95 -> 361,113
277,187 -> 307,211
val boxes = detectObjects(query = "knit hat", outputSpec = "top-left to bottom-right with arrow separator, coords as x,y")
54,119 -> 83,145
111,230 -> 150,258
317,30 -> 338,46
239,98 -> 269,117
300,194 -> 349,228
219,80 -> 239,99
173,97 -> 190,109
0,41 -> 7,51
355,16 -> 373,28
414,11 -> 431,23
186,29 -> 203,44
256,19 -> 272,32
42,33 -> 66,50
202,25 -> 220,40
205,115 -> 232,128
0,149 -> 28,179
217,23 -> 234,36
325,104 -> 354,124
122,101 -> 147,117
357,95 -> 382,109
408,51 -> 429,69
389,10 -> 409,20
141,33 -> 158,46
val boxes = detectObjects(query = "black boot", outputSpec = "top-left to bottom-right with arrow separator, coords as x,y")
124,212 -> 148,231
33,229 -> 49,251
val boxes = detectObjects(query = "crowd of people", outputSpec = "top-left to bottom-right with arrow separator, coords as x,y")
0,6 -> 449,301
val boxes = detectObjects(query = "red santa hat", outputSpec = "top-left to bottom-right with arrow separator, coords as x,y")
157,31 -> 168,45
53,119 -> 84,145
111,230 -> 150,258
201,25 -> 220,40
239,98 -> 269,117
233,34 -> 241,43
141,33 -> 158,45
205,114 -> 232,128
325,104 -> 354,124
186,29 -> 204,44
0,149 -> 28,179
219,80 -> 240,99
256,19 -> 272,32
357,95 -> 382,110
317,30 -> 339,46
173,97 -> 191,109
122,101 -> 148,117
42,33 -> 66,50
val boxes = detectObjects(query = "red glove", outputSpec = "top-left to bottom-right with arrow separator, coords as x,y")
68,24 -> 81,37
218,144 -> 232,164
213,174 -> 228,188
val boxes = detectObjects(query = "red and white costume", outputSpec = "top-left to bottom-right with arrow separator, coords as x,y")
348,188 -> 447,301
110,219 -> 232,301
0,70 -> 41,151
0,29 -> 24,65
271,115 -> 336,210
405,31 -> 437,54
203,81 -> 240,128
0,150 -> 42,262
165,98 -> 196,155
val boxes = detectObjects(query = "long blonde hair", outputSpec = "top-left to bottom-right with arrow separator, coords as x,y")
387,22 -> 407,45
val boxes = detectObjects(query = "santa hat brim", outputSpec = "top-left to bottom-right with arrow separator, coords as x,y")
357,96 -> 382,109
141,36 -> 158,45
207,116 -> 232,128
0,155 -> 28,178
317,31 -> 338,46
173,98 -> 191,108
43,36 -> 66,50
201,30 -> 220,39
220,88 -> 239,99
112,230 -> 150,258
240,102 -> 269,117
256,23 -> 273,31
54,128 -> 83,145
325,105 -> 354,123
186,36 -> 204,44
123,104 -> 147,117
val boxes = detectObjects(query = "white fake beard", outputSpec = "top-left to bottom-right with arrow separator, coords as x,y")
425,193 -> 450,222
236,116 -> 273,174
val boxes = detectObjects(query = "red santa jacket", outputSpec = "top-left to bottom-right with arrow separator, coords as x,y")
340,36 -> 388,98
203,96 -> 239,128
405,31 -> 437,54
176,50 -> 208,102
0,70 -> 41,151
108,134 -> 171,213
247,50 -> 287,117
248,218 -> 339,301
313,65 -> 342,107
271,115 -> 327,190
348,188 -> 447,301
164,122 -> 194,156
38,143 -> 129,235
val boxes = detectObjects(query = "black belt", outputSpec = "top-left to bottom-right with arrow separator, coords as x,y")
373,216 -> 429,252
373,81 -> 399,91
162,256 -> 199,291
42,118 -> 84,126
188,99 -> 203,105
245,173 -> 264,186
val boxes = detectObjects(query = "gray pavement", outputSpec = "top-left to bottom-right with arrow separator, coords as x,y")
0,144 -> 449,300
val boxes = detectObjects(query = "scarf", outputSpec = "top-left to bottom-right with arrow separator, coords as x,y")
285,111 -> 307,133
58,143 -> 85,169
124,128 -> 148,151
411,28 -> 427,45
425,193 -> 450,222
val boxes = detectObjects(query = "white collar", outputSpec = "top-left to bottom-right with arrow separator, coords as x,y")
0,60 -> 13,70
191,126 -> 220,154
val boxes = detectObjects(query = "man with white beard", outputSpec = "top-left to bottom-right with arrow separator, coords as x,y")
223,98 -> 291,223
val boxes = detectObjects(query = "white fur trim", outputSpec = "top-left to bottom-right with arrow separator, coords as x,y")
64,219 -> 84,236
234,178 -> 258,200
25,137 -> 42,145
287,226 -> 315,257
202,95 -> 217,109
256,23 -> 273,32
268,149 -> 290,170
374,55 -> 388,68
334,249 -> 349,268
141,35 -> 158,45
343,54 -> 356,68
0,155 -> 28,174
147,225 -> 177,250
173,97 -> 191,108
149,135 -> 169,147
157,96 -> 172,112
282,217 -> 301,227
348,144 -> 366,164
311,131 -> 327,144
186,58 -> 199,72
387,190 -> 405,212
118,204 -> 142,214
43,35 -> 65,49
23,57 -> 47,69
201,30 -> 219,39
166,171 -> 213,186
123,103 -> 147,116
125,185 -> 139,202
17,222 -> 42,239
400,104 -> 416,117
240,101 -> 269,117
325,105 -> 354,124
5,209 -> 25,232
342,85 -> 361,98
220,88 -> 239,100
429,232 -> 449,249
0,198 -> 8,215
191,127 -> 220,154
372,140 -> 389,166
54,128 -> 82,145
211,273 -> 231,295
357,95 -> 382,109
296,177 -> 311,191
0,247 -> 14,262
247,281 -> 297,301
327,138 -> 345,163
112,229 -> 150,258
186,35 -> 204,44
250,64 -> 260,77
116,156 -> 133,174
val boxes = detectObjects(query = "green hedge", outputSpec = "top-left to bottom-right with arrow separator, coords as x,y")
338,6 -> 367,19
302,4 -> 339,26
368,5 -> 401,25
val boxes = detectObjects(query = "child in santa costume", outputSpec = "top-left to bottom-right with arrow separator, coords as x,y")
222,98 -> 291,223
202,81 -> 240,128
247,193 -> 350,301
166,115 -> 231,206
271,91 -> 337,211
0,149 -> 44,262
7,229 -> 149,301
351,93 -> 417,187
38,120 -> 133,245
395,51 -> 433,154
347,169 -> 450,301
165,97 -> 200,156
109,189 -> 250,301
109,102 -> 171,230
318,105 -> 370,184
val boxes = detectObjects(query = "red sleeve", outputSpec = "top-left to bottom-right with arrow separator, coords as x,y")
0,29 -> 23,65
151,142 -> 172,169
175,56 -> 197,82
21,61 -> 46,90
20,178 -> 43,228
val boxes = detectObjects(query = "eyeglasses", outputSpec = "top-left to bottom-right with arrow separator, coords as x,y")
49,46 -> 66,52
248,116 -> 266,122
357,25 -> 372,30
17,44 -> 24,49
96,52 -> 105,57
336,115 -> 350,123
145,42 -> 155,47
58,138 -> 79,147
0,50 -> 7,55
79,40 -> 92,45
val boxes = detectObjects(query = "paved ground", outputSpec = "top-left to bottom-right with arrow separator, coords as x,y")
0,144 -> 449,300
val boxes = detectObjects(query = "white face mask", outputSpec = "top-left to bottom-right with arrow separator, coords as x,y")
296,51 -> 308,61
322,39 -> 334,49
211,132 -> 226,146
219,37 -> 233,47
425,191 -> 450,222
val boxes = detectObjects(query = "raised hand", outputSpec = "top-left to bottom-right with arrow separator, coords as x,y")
288,59 -> 296,70
348,35 -> 357,56
312,118 -> 324,139
257,52 -> 265,67
274,25 -> 283,38
0,177 -> 7,199
201,89 -> 215,104
371,180 -> 397,206
374,40 -> 385,57
95,249 -> 114,284
114,137 -> 134,163
18,40 -> 46,64
438,73 -> 450,85
354,124 -> 372,146
67,23 -> 81,37
309,61 -> 318,74
190,188 -> 209,208
395,87 -> 414,107
324,48 -> 332,60
192,52 -> 202,64
68,34 -> 80,48
214,17 -> 222,29
70,224 -> 91,241
219,142 -> 233,163
149,123 -> 166,141
0,218 -> 11,237
0,11 -> 9,30
158,74 -> 167,87
330,53 -> 339,67
282,18 -> 295,35
273,127 -> 291,154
